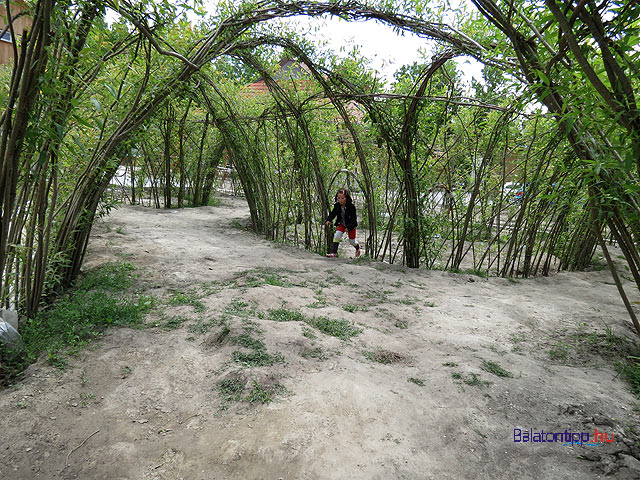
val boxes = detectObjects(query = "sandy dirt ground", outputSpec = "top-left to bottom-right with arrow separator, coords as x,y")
2,194 -> 640,480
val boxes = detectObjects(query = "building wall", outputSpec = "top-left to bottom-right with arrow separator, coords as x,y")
0,3 -> 33,65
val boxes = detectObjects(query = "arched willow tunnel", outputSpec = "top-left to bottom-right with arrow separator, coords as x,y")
1,1 -> 638,334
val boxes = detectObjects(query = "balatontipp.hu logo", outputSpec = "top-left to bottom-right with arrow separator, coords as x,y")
513,427 -> 614,447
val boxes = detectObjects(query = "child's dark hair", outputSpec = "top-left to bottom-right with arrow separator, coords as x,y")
335,188 -> 353,204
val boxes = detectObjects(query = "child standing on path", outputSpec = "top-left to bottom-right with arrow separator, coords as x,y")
325,188 -> 361,258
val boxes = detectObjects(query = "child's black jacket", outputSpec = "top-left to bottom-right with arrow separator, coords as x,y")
327,202 -> 358,230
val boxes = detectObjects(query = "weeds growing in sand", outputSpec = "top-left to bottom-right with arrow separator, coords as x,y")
218,375 -> 246,402
308,316 -> 362,340
224,299 -> 255,319
306,299 -> 328,309
547,325 -> 640,397
159,314 -> 189,330
2,263 -> 154,385
301,347 -> 328,360
481,360 -> 513,377
80,368 -> 89,385
267,308 -> 306,323
247,380 -> 271,404
548,343 -> 569,361
363,349 -> 407,364
265,308 -> 361,340
451,371 -> 492,387
232,267 -> 307,289
187,317 -> 220,335
302,327 -> 317,339
510,332 -> 526,343
408,377 -> 425,386
352,254 -> 372,265
463,373 -> 492,386
246,380 -> 288,404
232,349 -> 285,367
231,323 -> 285,367
167,290 -> 206,312
396,297 -> 417,306
342,304 -> 368,313
232,332 -> 266,351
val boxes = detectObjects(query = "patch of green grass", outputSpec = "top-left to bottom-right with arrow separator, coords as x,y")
47,351 -> 68,369
79,368 -> 89,385
364,290 -> 390,302
79,392 -> 96,407
617,359 -> 640,397
75,262 -> 137,292
267,308 -> 306,323
352,254 -> 372,264
167,291 -> 206,312
398,297 -> 418,305
8,263 -> 154,381
0,344 -> 28,385
300,347 -> 328,360
302,327 -> 317,339
224,299 -> 252,318
306,300 -> 328,309
307,316 -> 362,340
408,377 -> 425,386
236,268 -> 301,288
187,317 -> 219,335
442,361 -> 458,367
481,360 -> 513,378
451,371 -> 491,387
160,315 -> 188,330
218,376 -> 246,401
332,274 -> 347,284
232,349 -> 285,367
342,304 -> 368,313
265,308 -> 361,341
247,380 -> 273,404
395,320 -> 408,329
184,193 -> 220,208
510,332 -> 526,343
463,373 -> 491,386
231,332 -> 266,351
363,349 -> 406,364
120,365 -> 133,378
549,343 -> 569,362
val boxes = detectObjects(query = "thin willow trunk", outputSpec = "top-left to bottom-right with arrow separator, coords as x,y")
177,98 -> 192,208
163,102 -> 174,209
193,113 -> 209,207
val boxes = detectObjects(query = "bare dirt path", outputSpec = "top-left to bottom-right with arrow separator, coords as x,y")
1,194 -> 640,479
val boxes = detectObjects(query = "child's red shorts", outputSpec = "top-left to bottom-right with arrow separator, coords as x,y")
336,224 -> 357,239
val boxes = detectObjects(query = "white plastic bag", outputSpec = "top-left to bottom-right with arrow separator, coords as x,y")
0,309 -> 22,350
0,308 -> 19,330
